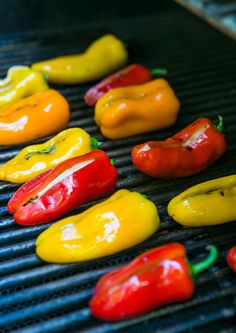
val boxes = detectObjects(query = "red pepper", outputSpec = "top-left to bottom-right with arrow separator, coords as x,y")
7,150 -> 118,226
132,117 -> 226,179
84,64 -> 167,106
227,246 -> 236,273
90,243 -> 218,321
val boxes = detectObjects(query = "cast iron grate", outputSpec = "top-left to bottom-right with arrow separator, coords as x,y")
0,2 -> 236,332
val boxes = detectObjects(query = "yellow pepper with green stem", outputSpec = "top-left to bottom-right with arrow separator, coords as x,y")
94,78 -> 180,139
36,189 -> 160,263
0,66 -> 48,109
0,128 -> 100,184
32,34 -> 128,84
168,174 -> 236,227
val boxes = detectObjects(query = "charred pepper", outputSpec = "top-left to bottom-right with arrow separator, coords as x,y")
132,117 -> 226,179
0,66 -> 48,109
227,246 -> 236,273
90,243 -> 218,321
94,79 -> 180,139
32,34 -> 128,84
36,189 -> 160,263
0,89 -> 70,145
0,128 -> 100,183
84,64 -> 167,106
8,150 -> 118,225
168,174 -> 236,227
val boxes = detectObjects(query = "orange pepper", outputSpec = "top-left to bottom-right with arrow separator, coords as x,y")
0,89 -> 70,145
94,79 -> 180,139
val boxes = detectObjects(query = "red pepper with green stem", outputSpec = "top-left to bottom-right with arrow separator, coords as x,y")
90,243 -> 218,321
132,117 -> 226,179
7,150 -> 118,226
227,246 -> 236,273
84,64 -> 167,106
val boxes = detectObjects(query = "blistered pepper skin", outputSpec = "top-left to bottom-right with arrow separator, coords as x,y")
0,128 -> 92,183
168,174 -> 236,227
132,118 -> 226,179
94,79 -> 180,139
8,150 -> 118,226
0,66 -> 48,109
36,189 -> 160,263
32,35 -> 128,84
84,64 -> 152,106
227,246 -> 236,273
0,89 -> 70,145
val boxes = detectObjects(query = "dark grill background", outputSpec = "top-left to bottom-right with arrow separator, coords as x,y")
0,3 -> 236,332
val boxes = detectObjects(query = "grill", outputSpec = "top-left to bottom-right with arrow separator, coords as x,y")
0,2 -> 236,332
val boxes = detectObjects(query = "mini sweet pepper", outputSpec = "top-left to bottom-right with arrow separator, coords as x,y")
0,66 -> 48,109
94,78 -> 180,139
0,89 -> 70,145
90,243 -> 218,321
132,117 -> 226,179
0,128 -> 100,183
168,174 -> 236,227
8,150 -> 118,226
84,64 -> 167,106
36,189 -> 160,263
227,246 -> 236,273
32,34 -> 128,84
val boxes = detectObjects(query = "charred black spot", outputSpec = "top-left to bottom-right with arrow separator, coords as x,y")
220,191 -> 224,196
186,146 -> 192,151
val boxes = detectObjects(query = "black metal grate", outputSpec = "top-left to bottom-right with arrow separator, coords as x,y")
0,2 -> 236,332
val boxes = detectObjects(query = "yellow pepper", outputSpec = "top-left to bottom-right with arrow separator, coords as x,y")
0,128 -> 98,184
0,66 -> 48,109
94,78 -> 180,139
168,174 -> 236,227
31,34 -> 128,84
36,189 -> 160,263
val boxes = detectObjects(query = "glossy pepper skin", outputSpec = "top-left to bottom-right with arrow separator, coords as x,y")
90,243 -> 218,321
0,89 -> 70,145
94,79 -> 180,139
7,150 -> 117,226
168,174 -> 236,227
0,128 -> 99,184
0,66 -> 48,109
32,34 -> 128,84
227,246 -> 236,273
35,189 -> 160,263
132,118 -> 226,179
85,64 -> 155,106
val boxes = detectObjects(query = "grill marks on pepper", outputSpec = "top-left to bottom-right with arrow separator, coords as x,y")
25,145 -> 56,160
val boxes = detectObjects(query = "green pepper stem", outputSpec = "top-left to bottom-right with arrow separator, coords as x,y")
151,68 -> 168,76
110,159 -> 115,166
215,115 -> 224,133
90,137 -> 102,150
189,245 -> 218,278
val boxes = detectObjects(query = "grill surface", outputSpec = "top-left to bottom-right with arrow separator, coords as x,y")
0,2 -> 236,333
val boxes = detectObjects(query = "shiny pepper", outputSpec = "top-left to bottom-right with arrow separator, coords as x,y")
94,79 -> 180,139
84,64 -> 167,106
132,117 -> 226,179
168,174 -> 236,227
90,243 -> 218,321
35,189 -> 160,263
8,150 -> 118,226
227,246 -> 236,273
0,128 -> 100,183
32,34 -> 128,84
0,89 -> 70,145
0,66 -> 48,109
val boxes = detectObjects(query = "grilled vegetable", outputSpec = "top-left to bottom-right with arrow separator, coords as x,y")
227,246 -> 236,273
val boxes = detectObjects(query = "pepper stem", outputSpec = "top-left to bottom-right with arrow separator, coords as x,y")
151,68 -> 168,76
90,137 -> 102,150
189,245 -> 218,278
110,159 -> 115,166
215,115 -> 224,132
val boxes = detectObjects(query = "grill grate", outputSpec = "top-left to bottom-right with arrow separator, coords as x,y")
0,2 -> 236,332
